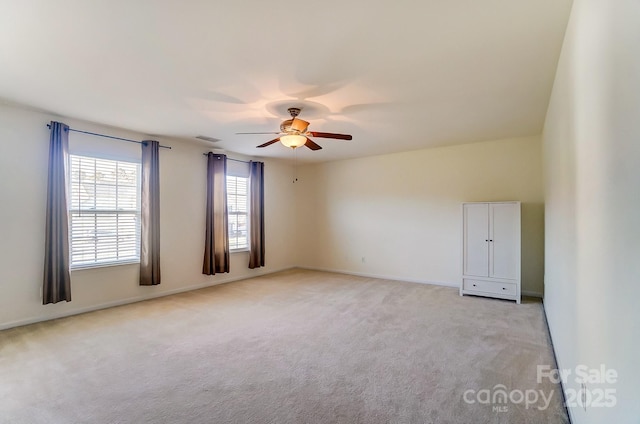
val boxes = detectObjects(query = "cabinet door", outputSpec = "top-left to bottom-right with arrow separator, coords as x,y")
463,203 -> 489,277
489,203 -> 520,280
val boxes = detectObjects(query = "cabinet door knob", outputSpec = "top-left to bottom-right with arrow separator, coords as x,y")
473,284 -> 476,287
490,239 -> 493,242
502,287 -> 506,290
485,239 -> 489,242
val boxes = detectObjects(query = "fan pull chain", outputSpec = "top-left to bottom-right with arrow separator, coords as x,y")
292,148 -> 298,183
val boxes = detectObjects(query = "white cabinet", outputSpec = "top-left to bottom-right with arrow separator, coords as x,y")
460,202 -> 521,303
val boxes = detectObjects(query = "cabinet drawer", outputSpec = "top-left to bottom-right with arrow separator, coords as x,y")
463,279 -> 516,296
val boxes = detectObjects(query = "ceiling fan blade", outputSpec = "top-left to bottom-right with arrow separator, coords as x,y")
304,137 -> 323,151
257,138 -> 280,148
309,131 -> 352,140
237,132 -> 281,135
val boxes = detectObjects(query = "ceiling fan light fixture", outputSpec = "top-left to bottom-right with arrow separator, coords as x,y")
280,134 -> 306,149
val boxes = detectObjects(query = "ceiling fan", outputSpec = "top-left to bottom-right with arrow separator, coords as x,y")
237,107 -> 352,150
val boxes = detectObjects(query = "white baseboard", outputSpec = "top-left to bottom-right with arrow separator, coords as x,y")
2,267 -> 543,331
298,266 -> 544,298
0,266 -> 294,331
297,266 -> 459,288
541,302 -> 574,424
522,290 -> 543,298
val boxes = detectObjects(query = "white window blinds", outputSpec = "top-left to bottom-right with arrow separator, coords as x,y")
227,175 -> 248,250
69,155 -> 141,268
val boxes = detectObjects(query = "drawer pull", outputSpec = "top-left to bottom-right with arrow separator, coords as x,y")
502,287 -> 506,290
473,284 -> 477,287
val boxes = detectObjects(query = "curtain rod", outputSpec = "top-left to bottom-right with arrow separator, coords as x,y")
46,124 -> 172,149
202,153 -> 250,164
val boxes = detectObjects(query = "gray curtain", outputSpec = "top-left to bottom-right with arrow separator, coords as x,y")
203,153 -> 229,274
140,140 -> 161,285
43,121 -> 72,304
248,161 -> 265,269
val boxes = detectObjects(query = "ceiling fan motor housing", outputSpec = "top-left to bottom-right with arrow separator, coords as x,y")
280,118 -> 309,134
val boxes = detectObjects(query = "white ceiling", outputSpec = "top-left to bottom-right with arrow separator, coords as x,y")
0,0 -> 572,162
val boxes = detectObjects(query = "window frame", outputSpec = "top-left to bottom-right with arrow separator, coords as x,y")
226,174 -> 250,252
68,154 -> 142,270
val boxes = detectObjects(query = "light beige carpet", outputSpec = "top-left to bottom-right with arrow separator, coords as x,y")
0,269 -> 569,423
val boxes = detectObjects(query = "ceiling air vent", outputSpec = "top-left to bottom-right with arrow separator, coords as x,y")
196,135 -> 221,143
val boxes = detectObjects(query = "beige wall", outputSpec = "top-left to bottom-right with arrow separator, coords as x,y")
295,136 -> 544,295
543,0 -> 640,423
0,103 -> 297,329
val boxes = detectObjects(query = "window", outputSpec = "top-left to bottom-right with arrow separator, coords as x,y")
69,155 -> 141,268
227,175 -> 248,250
